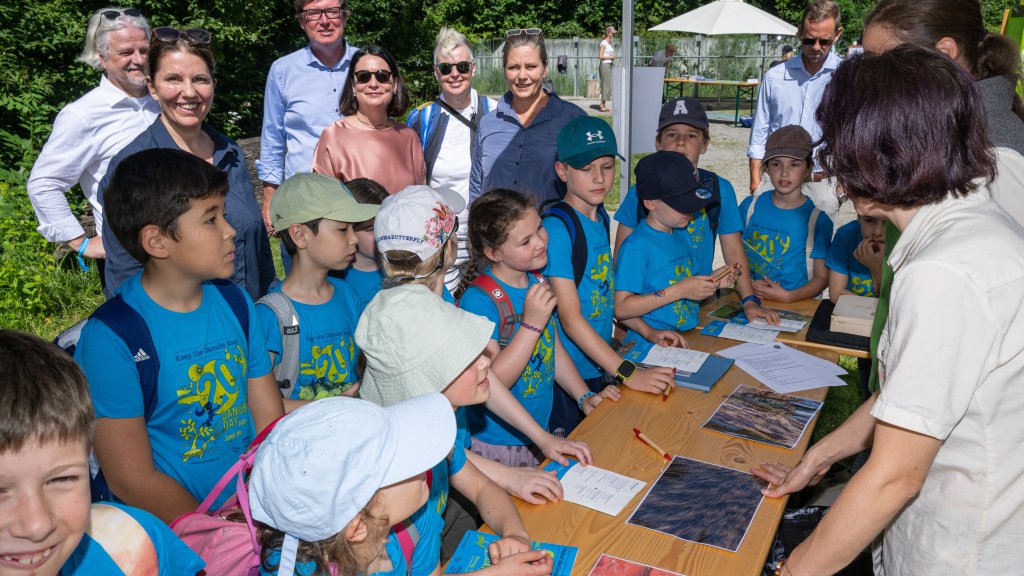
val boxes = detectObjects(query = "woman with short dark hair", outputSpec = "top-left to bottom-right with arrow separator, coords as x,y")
312,45 -> 425,194
753,46 -> 1024,576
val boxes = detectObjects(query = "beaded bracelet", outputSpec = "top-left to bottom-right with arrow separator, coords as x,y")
773,558 -> 792,576
577,391 -> 596,411
520,322 -> 543,334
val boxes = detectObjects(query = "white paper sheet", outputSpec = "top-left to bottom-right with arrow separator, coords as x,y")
747,317 -> 807,333
701,320 -> 780,344
717,343 -> 847,393
640,345 -> 710,374
557,463 -> 647,517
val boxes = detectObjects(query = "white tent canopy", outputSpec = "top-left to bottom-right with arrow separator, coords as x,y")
649,0 -> 796,36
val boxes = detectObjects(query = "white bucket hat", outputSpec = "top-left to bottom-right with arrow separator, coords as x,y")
375,185 -> 465,263
356,284 -> 494,407
247,393 -> 456,574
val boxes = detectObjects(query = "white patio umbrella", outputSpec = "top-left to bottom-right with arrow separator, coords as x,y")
649,0 -> 796,36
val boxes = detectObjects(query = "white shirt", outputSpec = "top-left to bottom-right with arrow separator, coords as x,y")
990,146 -> 1024,226
649,49 -> 672,67
27,75 -> 159,242
747,50 -> 842,169
600,39 -> 615,61
872,186 -> 1024,575
434,89 -> 496,291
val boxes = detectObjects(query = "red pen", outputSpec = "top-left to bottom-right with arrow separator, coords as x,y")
633,427 -> 672,462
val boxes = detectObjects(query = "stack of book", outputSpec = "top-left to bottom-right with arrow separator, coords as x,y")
830,294 -> 878,337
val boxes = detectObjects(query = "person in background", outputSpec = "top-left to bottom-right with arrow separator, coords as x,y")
331,177 -> 389,311
469,28 -> 585,208
100,27 -> 274,300
597,26 -> 616,112
648,43 -> 676,68
27,7 -> 158,279
768,44 -> 794,69
257,0 -> 358,233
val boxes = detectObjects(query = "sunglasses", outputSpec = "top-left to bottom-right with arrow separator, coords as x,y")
101,8 -> 141,20
506,28 -> 543,37
353,69 -> 394,84
436,61 -> 472,76
300,6 -> 346,21
801,36 -> 834,47
153,26 -> 212,45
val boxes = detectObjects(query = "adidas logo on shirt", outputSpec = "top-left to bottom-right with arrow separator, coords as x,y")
133,348 -> 151,363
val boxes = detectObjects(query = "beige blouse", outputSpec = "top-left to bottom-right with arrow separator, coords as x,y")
311,115 -> 426,194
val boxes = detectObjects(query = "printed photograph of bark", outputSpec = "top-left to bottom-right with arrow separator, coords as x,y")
701,385 -> 823,449
627,457 -> 764,552
587,554 -> 686,576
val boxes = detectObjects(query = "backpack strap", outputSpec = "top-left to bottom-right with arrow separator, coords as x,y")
465,275 -> 520,348
91,296 -> 161,421
806,207 -> 821,281
255,291 -> 301,399
697,168 -> 722,237
744,190 -> 761,228
543,202 -> 609,287
211,280 -> 250,345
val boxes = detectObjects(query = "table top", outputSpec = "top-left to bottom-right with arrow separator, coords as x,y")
698,292 -> 870,360
480,311 -> 837,575
664,77 -> 760,87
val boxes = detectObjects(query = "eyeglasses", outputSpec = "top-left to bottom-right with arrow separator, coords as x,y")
101,8 -> 141,20
300,7 -> 346,21
801,36 -> 834,47
353,69 -> 394,84
436,61 -> 472,76
506,28 -> 543,37
153,27 -> 212,45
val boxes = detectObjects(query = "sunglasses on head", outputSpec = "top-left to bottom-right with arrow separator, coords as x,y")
437,61 -> 472,76
353,69 -> 394,84
153,26 -> 212,45
506,28 -> 542,37
102,8 -> 141,20
801,36 -> 834,47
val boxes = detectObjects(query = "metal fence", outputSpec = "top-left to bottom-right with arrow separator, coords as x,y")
469,35 -> 795,100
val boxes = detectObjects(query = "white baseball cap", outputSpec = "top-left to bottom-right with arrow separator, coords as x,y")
375,185 -> 465,262
247,394 -> 456,573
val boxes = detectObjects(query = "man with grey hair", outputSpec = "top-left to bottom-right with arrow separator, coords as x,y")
27,8 -> 159,274
407,27 -> 494,292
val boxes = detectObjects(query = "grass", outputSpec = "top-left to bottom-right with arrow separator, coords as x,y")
811,355 -> 865,444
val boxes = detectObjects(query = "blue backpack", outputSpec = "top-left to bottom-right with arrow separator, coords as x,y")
54,280 -> 250,502
542,201 -> 610,287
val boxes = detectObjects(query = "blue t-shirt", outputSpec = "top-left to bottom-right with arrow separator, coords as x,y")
542,206 -> 614,380
738,193 -> 833,291
341,266 -> 384,313
826,220 -> 876,297
460,270 -> 557,445
615,220 -> 700,361
62,502 -> 204,575
76,274 -> 272,506
613,173 -> 744,275
256,278 -> 362,400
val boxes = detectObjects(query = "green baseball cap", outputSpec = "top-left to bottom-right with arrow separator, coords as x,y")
557,116 -> 625,169
270,173 -> 380,230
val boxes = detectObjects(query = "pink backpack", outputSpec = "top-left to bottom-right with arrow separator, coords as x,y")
170,420 -> 281,576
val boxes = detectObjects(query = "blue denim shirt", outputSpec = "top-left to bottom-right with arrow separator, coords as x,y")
99,118 -> 275,300
469,91 -> 585,207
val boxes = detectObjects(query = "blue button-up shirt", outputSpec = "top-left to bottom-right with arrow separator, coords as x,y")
747,50 -> 842,171
469,91 -> 585,206
100,119 -> 275,301
256,43 -> 358,185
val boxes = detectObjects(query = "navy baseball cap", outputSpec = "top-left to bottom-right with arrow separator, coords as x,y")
635,151 -> 719,215
557,116 -> 625,169
657,97 -> 709,132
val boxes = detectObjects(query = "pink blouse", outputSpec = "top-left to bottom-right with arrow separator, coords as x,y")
311,116 -> 426,194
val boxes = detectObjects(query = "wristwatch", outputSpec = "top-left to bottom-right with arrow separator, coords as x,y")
740,294 -> 762,306
614,359 -> 638,384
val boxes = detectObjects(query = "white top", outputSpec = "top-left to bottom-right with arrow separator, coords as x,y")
872,186 -> 1024,575
434,89 -> 495,291
990,146 -> 1024,227
600,39 -> 615,61
649,49 -> 672,67
27,75 -> 159,242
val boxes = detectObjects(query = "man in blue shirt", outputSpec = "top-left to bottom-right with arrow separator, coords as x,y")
747,0 -> 844,219
257,0 -> 358,232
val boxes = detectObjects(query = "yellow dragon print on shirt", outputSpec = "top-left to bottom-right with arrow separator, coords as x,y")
588,252 -> 613,320
745,230 -> 788,280
667,261 -> 698,328
520,318 -> 555,398
177,343 -> 248,462
297,337 -> 357,400
850,275 -> 875,297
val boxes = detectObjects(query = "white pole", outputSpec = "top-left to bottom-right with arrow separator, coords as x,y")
620,0 -> 635,200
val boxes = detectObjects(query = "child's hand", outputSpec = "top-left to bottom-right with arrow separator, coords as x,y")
651,330 -> 687,348
537,434 -> 593,466
673,276 -> 717,301
625,366 -> 673,395
499,468 -> 564,504
752,277 -> 791,302
854,238 -> 884,276
581,384 -> 621,415
522,282 -> 557,328
743,302 -> 780,325
488,534 -> 532,563
483,550 -> 553,575
710,263 -> 741,288
340,382 -> 360,398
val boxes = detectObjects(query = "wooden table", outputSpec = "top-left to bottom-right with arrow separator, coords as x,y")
663,78 -> 759,126
698,292 -> 870,360
481,318 -> 837,575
